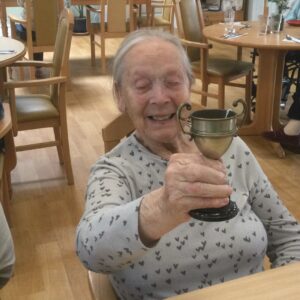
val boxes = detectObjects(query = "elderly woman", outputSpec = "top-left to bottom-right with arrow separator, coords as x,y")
76,29 -> 300,300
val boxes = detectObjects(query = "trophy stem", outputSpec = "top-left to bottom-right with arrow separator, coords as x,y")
189,199 -> 239,222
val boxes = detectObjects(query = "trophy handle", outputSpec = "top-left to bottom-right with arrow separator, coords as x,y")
232,98 -> 248,129
177,102 -> 192,137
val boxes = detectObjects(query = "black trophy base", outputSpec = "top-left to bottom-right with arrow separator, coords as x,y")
189,200 -> 239,222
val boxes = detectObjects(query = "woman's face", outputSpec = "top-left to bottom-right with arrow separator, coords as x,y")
116,38 -> 191,146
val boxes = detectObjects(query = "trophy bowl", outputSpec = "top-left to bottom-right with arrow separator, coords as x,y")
177,99 -> 247,221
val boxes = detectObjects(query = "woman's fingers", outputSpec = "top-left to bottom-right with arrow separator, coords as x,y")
167,154 -> 228,186
163,153 -> 232,213
170,152 -> 226,172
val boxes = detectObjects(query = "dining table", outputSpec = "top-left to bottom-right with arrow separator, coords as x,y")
166,262 -> 300,300
0,36 -> 26,97
71,0 -> 152,25
202,21 -> 300,136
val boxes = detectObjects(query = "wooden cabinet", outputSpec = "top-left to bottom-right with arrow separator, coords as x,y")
202,0 -> 248,26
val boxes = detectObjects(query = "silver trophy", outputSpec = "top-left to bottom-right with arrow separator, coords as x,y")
177,99 -> 247,222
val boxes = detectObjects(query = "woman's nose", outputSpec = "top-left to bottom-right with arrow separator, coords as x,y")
150,81 -> 169,103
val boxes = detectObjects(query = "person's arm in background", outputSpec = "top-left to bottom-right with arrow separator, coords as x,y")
285,1 -> 300,21
0,204 -> 15,289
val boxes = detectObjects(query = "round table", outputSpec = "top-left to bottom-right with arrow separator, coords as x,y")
203,21 -> 300,135
0,36 -> 26,98
0,36 -> 25,68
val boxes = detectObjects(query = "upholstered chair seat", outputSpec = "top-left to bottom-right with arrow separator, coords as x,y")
15,95 -> 59,122
191,58 -> 253,77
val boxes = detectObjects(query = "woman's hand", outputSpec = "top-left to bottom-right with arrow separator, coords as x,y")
139,153 -> 232,246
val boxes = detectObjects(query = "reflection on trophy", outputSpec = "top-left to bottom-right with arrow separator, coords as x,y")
177,99 -> 247,222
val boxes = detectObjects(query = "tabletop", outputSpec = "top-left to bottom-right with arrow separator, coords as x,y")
202,21 -> 300,137
167,262 -> 300,300
0,36 -> 25,100
0,36 -> 26,68
202,21 -> 300,50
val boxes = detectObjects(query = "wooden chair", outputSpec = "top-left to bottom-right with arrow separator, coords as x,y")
8,0 -> 64,78
3,8 -> 75,185
102,112 -> 134,152
173,0 -> 253,111
86,0 -> 135,74
88,271 -> 118,300
87,112 -> 134,299
138,0 -> 175,32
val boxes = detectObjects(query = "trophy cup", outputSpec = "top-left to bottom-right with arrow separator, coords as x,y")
177,99 -> 247,222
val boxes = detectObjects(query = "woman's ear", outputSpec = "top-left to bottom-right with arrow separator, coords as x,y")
114,82 -> 126,112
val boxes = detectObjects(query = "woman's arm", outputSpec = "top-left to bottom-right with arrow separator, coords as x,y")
138,153 -> 231,246
76,152 -> 232,272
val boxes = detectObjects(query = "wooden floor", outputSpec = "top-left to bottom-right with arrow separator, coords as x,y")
0,33 -> 300,300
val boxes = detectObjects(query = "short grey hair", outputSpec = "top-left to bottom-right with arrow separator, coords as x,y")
112,29 -> 194,94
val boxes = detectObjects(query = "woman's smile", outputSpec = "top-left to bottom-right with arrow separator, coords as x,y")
147,113 -> 176,121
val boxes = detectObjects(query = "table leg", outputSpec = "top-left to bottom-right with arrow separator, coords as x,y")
272,51 -> 286,130
238,49 -> 286,136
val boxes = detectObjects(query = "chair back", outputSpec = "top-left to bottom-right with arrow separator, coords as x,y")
50,8 -> 74,102
23,0 -> 64,55
87,112 -> 134,298
32,1 -> 58,47
102,112 -> 135,152
173,0 -> 205,62
101,0 -> 134,36
88,270 -> 118,300
162,0 -> 173,22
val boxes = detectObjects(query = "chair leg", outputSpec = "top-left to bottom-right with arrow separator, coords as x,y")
101,37 -> 106,74
59,123 -> 74,185
201,81 -> 208,107
245,72 -> 253,124
86,9 -> 96,67
53,127 -> 64,164
90,28 -> 96,67
217,81 -> 225,109
2,172 -> 11,227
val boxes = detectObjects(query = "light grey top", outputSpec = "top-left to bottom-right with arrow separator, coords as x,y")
0,204 -> 15,289
76,134 -> 300,300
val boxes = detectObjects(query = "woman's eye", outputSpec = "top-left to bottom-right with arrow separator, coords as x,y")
135,80 -> 151,91
165,80 -> 181,88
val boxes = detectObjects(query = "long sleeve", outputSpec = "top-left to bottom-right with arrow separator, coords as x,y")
76,135 -> 300,300
76,150 -> 166,273
226,138 -> 300,268
247,160 -> 300,267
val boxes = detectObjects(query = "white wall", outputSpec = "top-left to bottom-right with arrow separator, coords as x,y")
247,0 -> 297,20
247,0 -> 265,21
